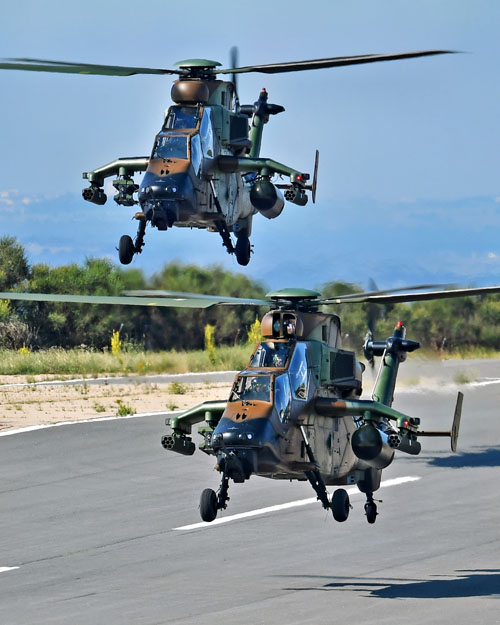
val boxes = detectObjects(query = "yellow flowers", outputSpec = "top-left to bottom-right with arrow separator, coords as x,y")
247,317 -> 263,346
204,324 -> 217,364
111,329 -> 122,357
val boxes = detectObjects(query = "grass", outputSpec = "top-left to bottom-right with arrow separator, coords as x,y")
442,347 -> 500,360
167,382 -> 188,395
115,399 -> 135,416
0,345 -> 250,377
0,344 -> 497,378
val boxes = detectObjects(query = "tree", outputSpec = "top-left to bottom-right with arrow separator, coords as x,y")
21,259 -> 148,349
0,236 -> 30,290
146,263 -> 267,350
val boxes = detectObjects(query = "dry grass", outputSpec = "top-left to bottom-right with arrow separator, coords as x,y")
0,345 -> 250,377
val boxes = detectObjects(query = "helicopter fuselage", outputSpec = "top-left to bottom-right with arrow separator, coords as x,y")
162,298 -> 462,524
83,80 -> 313,266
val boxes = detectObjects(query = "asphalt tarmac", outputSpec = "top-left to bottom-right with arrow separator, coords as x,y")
1,365 -> 499,624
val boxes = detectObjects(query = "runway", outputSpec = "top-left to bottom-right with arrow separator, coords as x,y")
1,371 -> 499,624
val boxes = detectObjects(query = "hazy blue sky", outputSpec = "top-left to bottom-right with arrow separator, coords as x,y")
0,0 -> 499,289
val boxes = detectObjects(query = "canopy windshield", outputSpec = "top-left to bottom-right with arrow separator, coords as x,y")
230,375 -> 271,403
153,134 -> 188,160
249,341 -> 291,368
164,106 -> 198,129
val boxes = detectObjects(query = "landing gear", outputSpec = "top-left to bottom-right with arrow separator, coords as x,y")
118,215 -> 147,265
331,488 -> 350,522
364,492 -> 378,524
118,235 -> 134,265
235,235 -> 251,266
199,471 -> 230,523
200,488 -> 218,522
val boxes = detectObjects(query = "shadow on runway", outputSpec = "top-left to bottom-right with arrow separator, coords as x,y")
424,446 -> 500,468
281,569 -> 500,599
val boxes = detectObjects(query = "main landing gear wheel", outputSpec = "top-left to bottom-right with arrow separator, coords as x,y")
331,488 -> 350,522
118,234 -> 135,265
235,236 -> 251,266
200,488 -> 218,522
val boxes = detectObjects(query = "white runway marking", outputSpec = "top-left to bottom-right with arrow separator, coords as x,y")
0,566 -> 19,573
0,409 -> 181,437
173,476 -> 421,531
0,370 -> 237,389
470,378 -> 500,388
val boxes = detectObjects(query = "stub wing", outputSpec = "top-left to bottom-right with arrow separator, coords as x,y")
166,400 -> 227,436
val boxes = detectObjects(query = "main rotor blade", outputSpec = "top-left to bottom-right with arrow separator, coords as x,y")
219,50 -> 455,75
321,284 -> 500,306
123,289 -> 270,306
0,58 -> 185,77
333,283 -> 445,301
0,291 -> 270,309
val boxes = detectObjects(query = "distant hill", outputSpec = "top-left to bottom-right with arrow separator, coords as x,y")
1,189 -> 498,289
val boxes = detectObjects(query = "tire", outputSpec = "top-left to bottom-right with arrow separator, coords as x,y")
365,502 -> 377,524
331,488 -> 350,522
200,488 -> 218,522
235,236 -> 251,266
118,235 -> 135,265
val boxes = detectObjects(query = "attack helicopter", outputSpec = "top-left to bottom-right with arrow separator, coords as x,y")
2,281 -> 500,524
1,49 -> 453,266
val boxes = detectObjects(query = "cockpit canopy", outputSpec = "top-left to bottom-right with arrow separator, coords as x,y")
153,107 -> 215,172
231,341 -> 310,421
153,134 -> 189,160
249,341 -> 291,368
163,105 -> 198,130
230,375 -> 271,403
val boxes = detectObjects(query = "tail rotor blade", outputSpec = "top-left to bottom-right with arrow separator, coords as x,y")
230,46 -> 240,109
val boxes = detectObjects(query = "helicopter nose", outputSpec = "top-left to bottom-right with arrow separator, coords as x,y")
212,415 -> 277,449
139,172 -> 194,203
139,172 -> 196,227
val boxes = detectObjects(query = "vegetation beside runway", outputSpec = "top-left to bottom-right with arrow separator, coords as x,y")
0,237 -> 499,368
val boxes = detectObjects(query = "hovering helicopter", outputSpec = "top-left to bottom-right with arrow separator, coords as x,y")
1,49 -> 453,266
2,281 -> 499,524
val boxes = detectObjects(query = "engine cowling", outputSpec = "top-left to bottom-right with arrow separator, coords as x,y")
249,180 -> 284,219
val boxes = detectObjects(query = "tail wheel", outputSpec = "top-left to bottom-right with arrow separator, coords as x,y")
200,488 -> 218,522
118,235 -> 135,265
235,236 -> 251,266
331,488 -> 350,522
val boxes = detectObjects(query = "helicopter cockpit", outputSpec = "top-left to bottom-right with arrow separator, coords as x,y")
163,105 -> 198,130
152,107 -> 215,168
230,375 -> 271,403
141,106 -> 216,225
153,135 -> 189,160
249,341 -> 292,368
234,340 -> 310,409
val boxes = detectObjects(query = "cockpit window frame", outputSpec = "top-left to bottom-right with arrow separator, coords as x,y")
163,105 -> 200,131
288,341 -> 309,401
152,133 -> 190,161
248,340 -> 293,369
275,373 -> 292,422
200,107 -> 214,158
229,374 -> 272,404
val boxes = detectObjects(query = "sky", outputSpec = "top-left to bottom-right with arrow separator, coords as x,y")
0,0 -> 499,291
